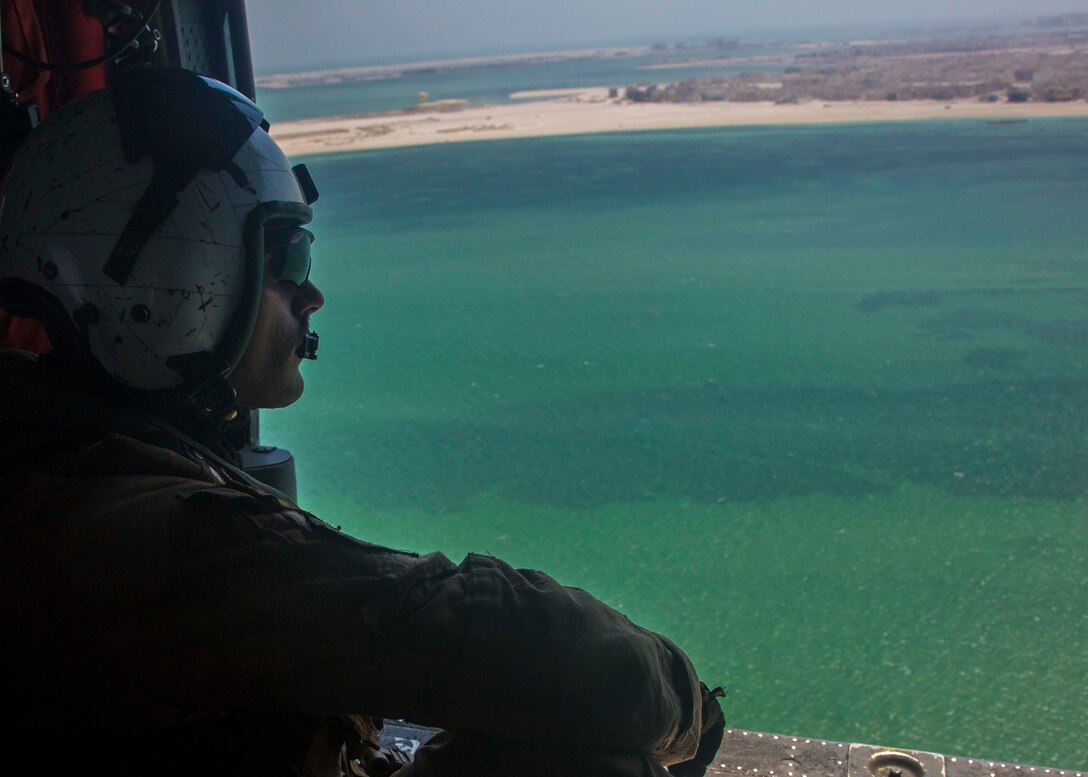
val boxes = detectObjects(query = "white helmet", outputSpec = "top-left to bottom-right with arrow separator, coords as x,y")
0,67 -> 319,406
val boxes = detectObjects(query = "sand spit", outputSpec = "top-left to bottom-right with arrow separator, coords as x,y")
270,91 -> 1088,157
509,87 -> 612,100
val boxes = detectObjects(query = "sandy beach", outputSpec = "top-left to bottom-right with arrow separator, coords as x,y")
271,89 -> 1088,156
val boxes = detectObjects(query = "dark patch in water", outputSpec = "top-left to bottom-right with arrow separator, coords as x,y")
860,287 -> 1088,316
918,308 -> 1088,349
1027,318 -> 1088,348
917,308 -> 1022,340
335,378 -> 1088,511
1016,254 -> 1088,274
961,348 -> 1026,370
857,290 -> 944,313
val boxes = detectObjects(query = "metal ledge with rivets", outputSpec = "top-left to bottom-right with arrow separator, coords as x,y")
706,730 -> 1085,777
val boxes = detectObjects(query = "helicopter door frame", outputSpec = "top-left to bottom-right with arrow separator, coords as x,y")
154,0 -> 255,98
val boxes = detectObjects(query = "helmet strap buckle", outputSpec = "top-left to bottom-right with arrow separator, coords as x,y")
165,351 -> 240,423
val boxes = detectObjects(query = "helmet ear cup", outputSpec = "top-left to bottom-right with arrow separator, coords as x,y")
0,68 -> 313,395
0,278 -> 82,357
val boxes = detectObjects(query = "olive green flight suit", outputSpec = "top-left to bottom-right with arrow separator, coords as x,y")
0,353 -> 720,776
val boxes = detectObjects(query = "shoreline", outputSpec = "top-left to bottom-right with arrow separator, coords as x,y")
270,91 -> 1088,156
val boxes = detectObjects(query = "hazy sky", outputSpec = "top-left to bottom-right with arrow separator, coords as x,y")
247,1 -> 1083,74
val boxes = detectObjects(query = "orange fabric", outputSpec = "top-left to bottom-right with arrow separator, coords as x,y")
1,0 -> 55,137
40,0 -> 108,103
0,311 -> 51,353
1,0 -> 110,123
1,0 -> 51,179
3,0 -> 52,111
1,0 -> 98,353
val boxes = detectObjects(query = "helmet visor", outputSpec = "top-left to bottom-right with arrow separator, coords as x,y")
266,227 -> 314,286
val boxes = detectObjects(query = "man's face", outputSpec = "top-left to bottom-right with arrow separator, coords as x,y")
228,230 -> 325,409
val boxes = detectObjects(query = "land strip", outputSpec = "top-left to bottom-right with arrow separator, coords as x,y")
271,96 -> 1088,156
268,24 -> 1088,156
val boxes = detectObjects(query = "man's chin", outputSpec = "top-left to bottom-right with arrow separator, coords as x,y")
245,374 -> 305,410
272,376 -> 305,409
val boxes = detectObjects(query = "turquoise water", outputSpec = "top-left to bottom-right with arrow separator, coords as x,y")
262,119 -> 1088,768
256,48 -> 797,121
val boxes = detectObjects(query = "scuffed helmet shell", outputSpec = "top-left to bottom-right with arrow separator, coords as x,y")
0,79 -> 310,391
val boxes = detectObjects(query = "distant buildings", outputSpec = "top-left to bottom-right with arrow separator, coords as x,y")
616,30 -> 1088,106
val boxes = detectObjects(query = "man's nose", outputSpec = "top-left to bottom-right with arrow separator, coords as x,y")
294,279 -> 325,317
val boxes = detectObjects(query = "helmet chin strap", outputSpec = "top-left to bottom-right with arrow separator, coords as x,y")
297,330 -> 319,360
165,351 -> 241,422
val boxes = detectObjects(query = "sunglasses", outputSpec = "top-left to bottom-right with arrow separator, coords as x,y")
266,227 -> 315,286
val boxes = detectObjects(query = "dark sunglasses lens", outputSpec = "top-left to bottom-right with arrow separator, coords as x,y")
269,229 -> 313,285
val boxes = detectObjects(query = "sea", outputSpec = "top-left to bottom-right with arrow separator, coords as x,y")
255,51 -> 1088,769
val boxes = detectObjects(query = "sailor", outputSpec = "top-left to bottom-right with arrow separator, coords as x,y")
0,67 -> 723,776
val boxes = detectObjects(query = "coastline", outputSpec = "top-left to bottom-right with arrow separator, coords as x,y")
270,91 -> 1088,156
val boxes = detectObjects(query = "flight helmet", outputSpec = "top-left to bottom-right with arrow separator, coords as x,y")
0,67 -> 319,412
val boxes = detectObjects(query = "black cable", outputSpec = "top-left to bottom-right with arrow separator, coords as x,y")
100,1 -> 150,24
2,0 -> 162,73
99,1 -> 151,38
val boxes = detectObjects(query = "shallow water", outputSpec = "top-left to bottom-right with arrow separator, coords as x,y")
263,118 -> 1088,768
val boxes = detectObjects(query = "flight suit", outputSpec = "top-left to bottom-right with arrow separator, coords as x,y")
0,352 -> 721,776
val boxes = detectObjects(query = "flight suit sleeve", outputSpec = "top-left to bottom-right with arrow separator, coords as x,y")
162,487 -> 705,765
1,454 -> 703,767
